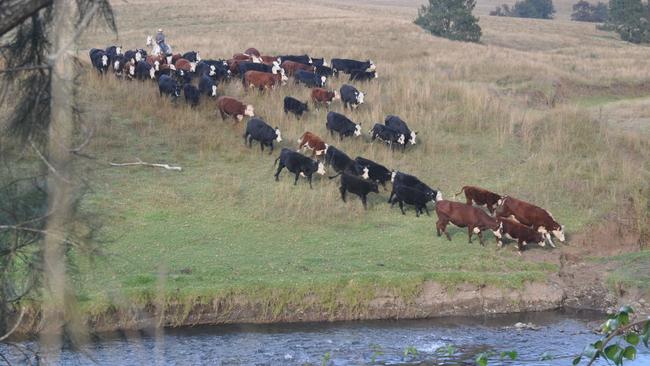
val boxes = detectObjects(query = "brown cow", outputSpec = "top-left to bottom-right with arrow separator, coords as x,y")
435,200 -> 502,246
495,196 -> 565,247
146,55 -> 165,70
311,88 -> 340,108
244,48 -> 261,57
243,70 -> 288,91
175,58 -> 195,72
281,60 -> 315,76
498,218 -> 546,252
216,96 -> 254,122
260,55 -> 280,65
297,131 -> 329,157
455,186 -> 503,214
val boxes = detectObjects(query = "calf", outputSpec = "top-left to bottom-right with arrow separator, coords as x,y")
274,148 -> 326,189
455,186 -> 503,214
243,70 -> 287,90
355,157 -> 391,189
175,58 -> 195,73
311,88 -> 339,108
349,69 -> 378,81
297,131 -> 328,157
135,60 -> 155,80
216,96 -> 254,122
326,112 -> 361,140
334,173 -> 379,210
340,84 -> 364,109
390,185 -> 431,217
385,115 -> 417,145
244,118 -> 282,154
89,49 -> 109,74
435,200 -> 503,246
183,83 -> 200,107
389,171 -> 442,204
295,70 -> 326,88
158,75 -> 181,98
498,218 -> 546,252
281,60 -> 315,76
182,51 -> 201,62
331,58 -> 375,75
283,97 -> 309,119
198,74 -> 218,97
370,124 -> 405,151
324,146 -> 369,179
496,196 -> 565,247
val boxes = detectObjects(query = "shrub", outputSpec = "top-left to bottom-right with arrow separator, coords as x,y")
571,1 -> 609,22
606,0 -> 650,43
414,0 -> 482,43
490,0 -> 556,19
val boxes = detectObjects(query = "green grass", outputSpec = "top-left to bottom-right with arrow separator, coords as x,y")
603,251 -> 650,293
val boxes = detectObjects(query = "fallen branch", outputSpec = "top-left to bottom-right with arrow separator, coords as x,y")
109,158 -> 182,171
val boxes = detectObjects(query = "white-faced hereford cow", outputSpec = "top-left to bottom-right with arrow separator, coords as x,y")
455,186 -> 503,214
496,196 -> 565,247
297,131 -> 329,157
435,200 -> 502,246
216,96 -> 254,122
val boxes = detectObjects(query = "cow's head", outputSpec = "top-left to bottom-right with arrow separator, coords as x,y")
244,105 -> 255,117
190,62 -> 197,72
397,134 -> 406,145
373,71 -> 379,78
154,60 -> 160,71
271,64 -> 281,74
323,59 -> 329,67
361,166 -> 370,180
149,67 -> 155,79
196,52 -> 201,62
390,171 -> 397,182
169,64 -> 176,71
209,65 -> 216,76
146,36 -> 152,46
128,64 -> 135,76
436,190 -> 443,202
368,60 -> 376,71
252,55 -> 262,63
236,114 -> 244,121
410,131 -> 418,145
211,85 -> 217,97
116,46 -> 122,55
552,224 -> 565,243
356,92 -> 365,104
492,221 -> 503,239
308,56 -> 313,64
280,72 -> 289,83
354,124 -> 362,137
275,127 -> 282,142
113,60 -> 121,71
135,52 -> 142,62
316,161 -> 326,175
101,55 -> 108,67
317,76 -> 325,87
332,90 -> 341,100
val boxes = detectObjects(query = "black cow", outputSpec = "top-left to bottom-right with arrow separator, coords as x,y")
198,60 -> 231,81
324,146 -> 369,179
135,60 -> 155,80
183,83 -> 200,107
333,173 -> 378,209
239,61 -> 282,78
340,84 -> 365,109
274,148 -> 326,189
390,185 -> 431,217
385,115 -> 417,145
158,75 -> 181,98
331,58 -> 375,75
311,58 -> 327,67
315,65 -> 334,77
182,51 -> 201,62
295,70 -> 326,88
369,124 -> 405,151
198,74 -> 218,97
89,48 -> 109,74
389,171 -> 441,204
349,69 -> 377,81
244,118 -> 282,154
105,45 -> 122,64
124,49 -> 146,63
111,55 -> 126,75
175,69 -> 192,84
278,54 -> 312,65
283,97 -> 308,119
326,112 -> 361,140
354,157 -> 391,189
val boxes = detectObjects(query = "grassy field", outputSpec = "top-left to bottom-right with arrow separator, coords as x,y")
62,0 -> 650,317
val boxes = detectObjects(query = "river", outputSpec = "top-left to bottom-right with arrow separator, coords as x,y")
2,309 -> 649,365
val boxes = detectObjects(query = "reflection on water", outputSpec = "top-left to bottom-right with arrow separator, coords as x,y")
2,309 -> 649,365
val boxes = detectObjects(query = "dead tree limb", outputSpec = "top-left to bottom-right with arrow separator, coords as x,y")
109,158 -> 182,172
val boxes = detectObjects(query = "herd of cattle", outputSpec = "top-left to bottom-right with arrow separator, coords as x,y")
88,42 -> 566,253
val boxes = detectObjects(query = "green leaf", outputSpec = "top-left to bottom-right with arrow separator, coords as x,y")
506,350 -> 517,360
625,333 -> 640,346
475,353 -> 488,366
618,312 -> 630,326
583,344 -> 598,359
623,346 -> 636,360
572,356 -> 582,365
605,318 -> 620,333
619,305 -> 634,315
540,352 -> 553,361
604,344 -> 621,360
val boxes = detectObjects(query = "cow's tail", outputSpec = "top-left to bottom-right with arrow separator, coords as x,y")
328,172 -> 342,180
454,186 -> 466,198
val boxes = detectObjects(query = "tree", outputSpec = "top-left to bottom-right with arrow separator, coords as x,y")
414,0 -> 482,43
606,0 -> 650,43
490,0 -> 556,19
572,1 -> 609,22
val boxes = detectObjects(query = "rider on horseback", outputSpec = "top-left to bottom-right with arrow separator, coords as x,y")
156,29 -> 171,56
